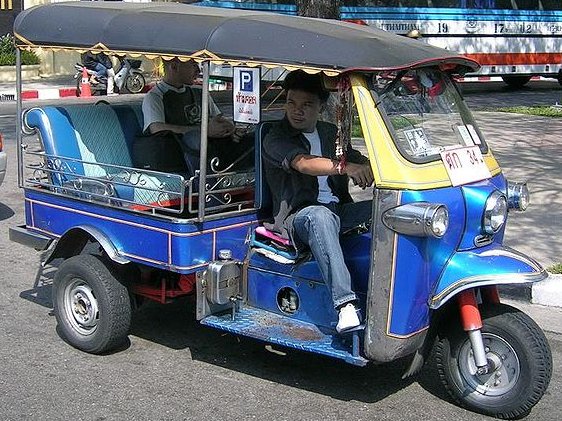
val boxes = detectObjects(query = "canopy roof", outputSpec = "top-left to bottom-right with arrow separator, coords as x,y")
14,2 -> 479,74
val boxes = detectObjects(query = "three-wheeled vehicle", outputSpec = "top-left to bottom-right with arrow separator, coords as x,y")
11,2 -> 551,418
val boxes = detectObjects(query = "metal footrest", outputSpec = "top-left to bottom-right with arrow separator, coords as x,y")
200,306 -> 368,366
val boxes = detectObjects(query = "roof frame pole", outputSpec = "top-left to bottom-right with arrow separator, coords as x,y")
197,60 -> 210,222
16,48 -> 23,188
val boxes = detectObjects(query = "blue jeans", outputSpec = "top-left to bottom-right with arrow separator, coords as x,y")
93,62 -> 108,78
292,201 -> 372,309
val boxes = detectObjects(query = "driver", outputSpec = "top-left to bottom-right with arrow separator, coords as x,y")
262,70 -> 374,333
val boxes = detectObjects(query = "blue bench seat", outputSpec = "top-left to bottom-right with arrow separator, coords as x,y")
24,103 -> 185,208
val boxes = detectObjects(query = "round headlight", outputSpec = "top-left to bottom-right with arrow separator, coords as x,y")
483,191 -> 507,234
507,181 -> 530,211
429,205 -> 449,238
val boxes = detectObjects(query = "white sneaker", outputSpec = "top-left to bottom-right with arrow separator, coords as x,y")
336,303 -> 360,333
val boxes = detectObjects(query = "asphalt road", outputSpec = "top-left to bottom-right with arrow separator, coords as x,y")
0,80 -> 561,420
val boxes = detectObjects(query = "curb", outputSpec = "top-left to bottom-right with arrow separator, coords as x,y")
532,273 -> 562,308
1,82 -> 154,101
1,87 -> 77,101
500,273 -> 562,308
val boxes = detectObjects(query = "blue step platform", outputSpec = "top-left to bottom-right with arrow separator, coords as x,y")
200,306 -> 368,366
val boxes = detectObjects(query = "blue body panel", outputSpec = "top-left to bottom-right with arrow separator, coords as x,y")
198,2 -> 562,22
387,174 -> 518,336
247,233 -> 371,329
432,243 -> 545,307
389,186 -> 465,336
458,175 -> 507,250
25,189 -> 257,272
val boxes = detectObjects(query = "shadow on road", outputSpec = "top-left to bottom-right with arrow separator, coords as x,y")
129,297 -> 422,404
18,259 -> 423,405
0,202 -> 15,221
19,263 -> 56,308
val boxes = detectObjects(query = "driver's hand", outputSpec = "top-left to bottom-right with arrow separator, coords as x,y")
346,162 -> 374,189
208,115 -> 235,138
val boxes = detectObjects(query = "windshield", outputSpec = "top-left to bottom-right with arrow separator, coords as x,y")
370,68 -> 488,163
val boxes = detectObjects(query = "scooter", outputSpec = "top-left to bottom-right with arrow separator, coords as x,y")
74,57 -> 146,96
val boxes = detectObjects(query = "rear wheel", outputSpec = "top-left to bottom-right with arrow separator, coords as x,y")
432,303 -> 552,419
53,254 -> 132,354
501,75 -> 532,88
125,72 -> 146,94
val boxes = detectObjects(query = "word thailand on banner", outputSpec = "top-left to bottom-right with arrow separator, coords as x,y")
233,67 -> 260,124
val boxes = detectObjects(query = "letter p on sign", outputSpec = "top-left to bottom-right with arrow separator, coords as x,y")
241,71 -> 253,92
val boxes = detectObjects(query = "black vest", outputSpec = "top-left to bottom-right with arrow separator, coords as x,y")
161,86 -> 203,126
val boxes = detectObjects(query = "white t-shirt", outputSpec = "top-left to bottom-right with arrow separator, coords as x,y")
142,81 -> 221,132
303,129 -> 339,204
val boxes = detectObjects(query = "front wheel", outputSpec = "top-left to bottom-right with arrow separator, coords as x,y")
125,71 -> 146,94
433,303 -> 552,419
53,254 -> 132,354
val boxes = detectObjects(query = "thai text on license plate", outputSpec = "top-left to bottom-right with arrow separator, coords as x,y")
440,145 -> 491,186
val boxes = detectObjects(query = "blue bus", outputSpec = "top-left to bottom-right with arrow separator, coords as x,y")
200,0 -> 562,87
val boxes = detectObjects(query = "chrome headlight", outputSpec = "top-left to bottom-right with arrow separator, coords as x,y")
507,181 -> 530,211
483,191 -> 507,234
383,203 -> 449,238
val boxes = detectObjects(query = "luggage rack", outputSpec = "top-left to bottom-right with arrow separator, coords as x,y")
23,148 -> 256,217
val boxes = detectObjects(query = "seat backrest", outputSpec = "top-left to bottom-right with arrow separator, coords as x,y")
24,103 -> 144,179
109,102 -> 144,157
63,104 -> 134,171
254,121 -> 275,212
24,103 -> 142,199
24,103 -> 186,209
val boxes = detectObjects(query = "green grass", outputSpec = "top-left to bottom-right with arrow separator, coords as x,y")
548,263 -> 562,274
487,105 -> 562,118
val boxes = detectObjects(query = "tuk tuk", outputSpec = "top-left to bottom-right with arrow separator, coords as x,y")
10,2 -> 551,418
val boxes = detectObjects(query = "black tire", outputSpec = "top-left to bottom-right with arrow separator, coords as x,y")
557,71 -> 562,86
501,75 -> 532,89
125,72 -> 146,94
53,254 -> 132,354
432,303 -> 552,419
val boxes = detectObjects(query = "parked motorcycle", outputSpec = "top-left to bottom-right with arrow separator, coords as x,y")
74,57 -> 146,96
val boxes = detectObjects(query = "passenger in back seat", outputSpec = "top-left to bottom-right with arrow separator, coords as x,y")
262,70 -> 374,333
142,58 -> 235,164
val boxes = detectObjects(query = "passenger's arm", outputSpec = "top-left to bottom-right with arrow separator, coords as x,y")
208,115 -> 235,138
146,122 -> 194,135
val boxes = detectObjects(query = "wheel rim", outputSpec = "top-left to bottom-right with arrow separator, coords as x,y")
63,278 -> 99,336
126,74 -> 144,93
458,333 -> 521,397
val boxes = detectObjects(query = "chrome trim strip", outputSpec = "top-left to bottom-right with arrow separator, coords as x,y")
385,231 -> 399,336
198,61 -> 210,222
16,48 -> 23,188
386,324 -> 429,339
430,271 -> 549,309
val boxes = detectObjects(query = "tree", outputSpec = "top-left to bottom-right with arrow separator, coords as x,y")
295,0 -> 341,19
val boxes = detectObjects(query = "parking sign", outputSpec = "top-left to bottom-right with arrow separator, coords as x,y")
233,67 -> 260,124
